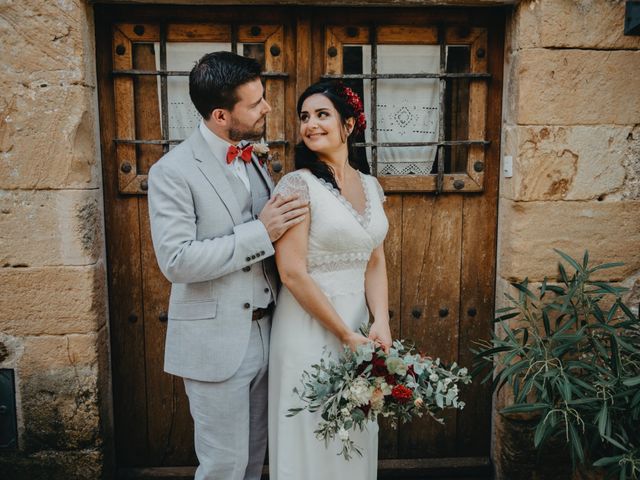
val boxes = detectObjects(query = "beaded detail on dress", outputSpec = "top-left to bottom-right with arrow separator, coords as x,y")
307,251 -> 370,273
315,173 -> 372,229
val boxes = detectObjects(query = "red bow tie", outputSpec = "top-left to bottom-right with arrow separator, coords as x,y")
226,144 -> 253,164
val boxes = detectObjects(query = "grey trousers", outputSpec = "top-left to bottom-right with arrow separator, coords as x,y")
184,317 -> 270,480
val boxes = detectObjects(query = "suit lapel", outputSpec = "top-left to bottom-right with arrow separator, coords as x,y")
190,130 -> 244,225
251,155 -> 275,193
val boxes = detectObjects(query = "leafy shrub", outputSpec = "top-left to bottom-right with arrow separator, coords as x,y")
474,251 -> 640,479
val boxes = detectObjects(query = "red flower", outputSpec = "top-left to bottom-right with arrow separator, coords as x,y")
371,353 -> 388,377
336,83 -> 367,135
385,374 -> 397,386
391,385 -> 413,404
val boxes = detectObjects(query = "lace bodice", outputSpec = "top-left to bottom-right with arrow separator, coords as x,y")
273,170 -> 388,286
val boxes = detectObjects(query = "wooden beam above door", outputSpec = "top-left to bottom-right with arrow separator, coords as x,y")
94,0 -> 515,5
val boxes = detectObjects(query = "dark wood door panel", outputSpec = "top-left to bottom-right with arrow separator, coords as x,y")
97,4 -> 504,469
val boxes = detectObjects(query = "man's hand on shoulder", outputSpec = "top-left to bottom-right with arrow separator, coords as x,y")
259,194 -> 309,242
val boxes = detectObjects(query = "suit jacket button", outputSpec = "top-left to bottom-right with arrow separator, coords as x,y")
245,256 -> 251,262
264,288 -> 269,293
254,214 -> 259,220
244,303 -> 251,309
251,255 -> 256,259
260,250 -> 265,255
243,266 -> 251,272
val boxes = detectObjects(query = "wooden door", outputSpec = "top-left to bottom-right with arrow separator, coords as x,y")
96,5 -> 503,476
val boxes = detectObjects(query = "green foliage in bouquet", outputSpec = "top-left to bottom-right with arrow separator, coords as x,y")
288,339 -> 471,459
474,250 -> 640,479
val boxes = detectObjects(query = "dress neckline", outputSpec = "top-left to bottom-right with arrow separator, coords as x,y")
313,171 -> 372,229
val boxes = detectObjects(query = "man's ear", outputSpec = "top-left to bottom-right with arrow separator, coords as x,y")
210,108 -> 228,126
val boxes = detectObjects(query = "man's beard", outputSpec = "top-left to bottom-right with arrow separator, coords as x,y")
228,116 -> 266,142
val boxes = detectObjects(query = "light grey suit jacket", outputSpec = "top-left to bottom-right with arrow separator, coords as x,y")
148,129 -> 277,382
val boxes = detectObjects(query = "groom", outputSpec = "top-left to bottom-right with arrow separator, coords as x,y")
148,51 -> 308,480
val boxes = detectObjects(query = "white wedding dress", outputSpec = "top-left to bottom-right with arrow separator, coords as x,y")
268,169 -> 389,480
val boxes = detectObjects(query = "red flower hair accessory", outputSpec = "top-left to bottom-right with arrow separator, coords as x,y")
336,83 -> 367,135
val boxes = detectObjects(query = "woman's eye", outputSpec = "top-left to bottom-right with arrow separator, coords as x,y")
300,114 -> 308,122
319,111 -> 328,117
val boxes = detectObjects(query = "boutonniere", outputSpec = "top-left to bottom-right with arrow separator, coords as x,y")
252,141 -> 270,167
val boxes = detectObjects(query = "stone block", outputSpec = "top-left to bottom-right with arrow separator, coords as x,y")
493,405 -> 573,480
0,189 -> 103,267
18,333 -> 100,376
0,264 -> 107,336
501,125 -> 634,201
0,332 -> 24,367
0,0 -> 94,85
497,199 -> 640,282
511,49 -> 640,125
17,334 -> 102,452
0,84 -> 100,190
512,0 -> 640,50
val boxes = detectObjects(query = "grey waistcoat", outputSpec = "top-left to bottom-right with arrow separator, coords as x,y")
223,161 -> 276,308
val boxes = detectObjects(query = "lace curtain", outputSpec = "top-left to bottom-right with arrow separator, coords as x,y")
153,43 -> 441,175
362,44 -> 440,175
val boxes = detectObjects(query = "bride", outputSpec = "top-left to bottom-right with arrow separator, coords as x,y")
268,81 -> 391,480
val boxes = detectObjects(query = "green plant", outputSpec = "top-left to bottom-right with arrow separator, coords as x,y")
474,250 -> 640,479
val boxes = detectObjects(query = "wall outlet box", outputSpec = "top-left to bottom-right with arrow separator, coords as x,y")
503,155 -> 513,178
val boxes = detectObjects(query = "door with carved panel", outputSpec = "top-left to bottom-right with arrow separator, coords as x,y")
96,5 -> 503,476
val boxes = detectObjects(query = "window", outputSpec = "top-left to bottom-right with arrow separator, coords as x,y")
324,25 -> 489,192
111,23 -> 286,194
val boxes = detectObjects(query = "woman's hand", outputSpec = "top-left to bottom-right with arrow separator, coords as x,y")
342,331 -> 372,352
368,320 -> 392,353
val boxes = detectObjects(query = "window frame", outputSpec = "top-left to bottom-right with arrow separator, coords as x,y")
324,24 -> 489,193
111,21 -> 288,194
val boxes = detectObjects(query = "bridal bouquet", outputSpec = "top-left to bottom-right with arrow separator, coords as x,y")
287,338 -> 472,459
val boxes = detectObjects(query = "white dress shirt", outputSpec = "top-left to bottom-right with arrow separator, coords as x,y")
199,121 -> 251,192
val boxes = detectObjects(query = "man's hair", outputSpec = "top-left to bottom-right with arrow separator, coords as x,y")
189,51 -> 262,120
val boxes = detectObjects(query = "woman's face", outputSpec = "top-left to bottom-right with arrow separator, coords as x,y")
299,93 -> 352,156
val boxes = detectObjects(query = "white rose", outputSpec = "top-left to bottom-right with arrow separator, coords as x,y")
338,428 -> 350,441
429,373 -> 439,382
386,357 -> 408,376
348,377 -> 373,406
380,382 -> 393,396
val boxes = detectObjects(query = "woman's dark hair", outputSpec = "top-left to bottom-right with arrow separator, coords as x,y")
189,51 -> 262,120
295,81 -> 370,190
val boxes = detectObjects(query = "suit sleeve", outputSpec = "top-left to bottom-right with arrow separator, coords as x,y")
148,161 -> 274,284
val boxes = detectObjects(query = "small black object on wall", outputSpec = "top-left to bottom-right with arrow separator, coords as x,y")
625,1 -> 640,35
0,369 -> 18,449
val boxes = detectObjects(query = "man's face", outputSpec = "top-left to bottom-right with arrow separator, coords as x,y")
227,78 -> 272,142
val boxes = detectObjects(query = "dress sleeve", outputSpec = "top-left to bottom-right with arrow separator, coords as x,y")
372,176 -> 386,204
273,172 -> 310,203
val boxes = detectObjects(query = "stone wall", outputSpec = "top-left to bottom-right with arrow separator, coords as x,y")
0,1 -> 110,478
494,1 -> 640,478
